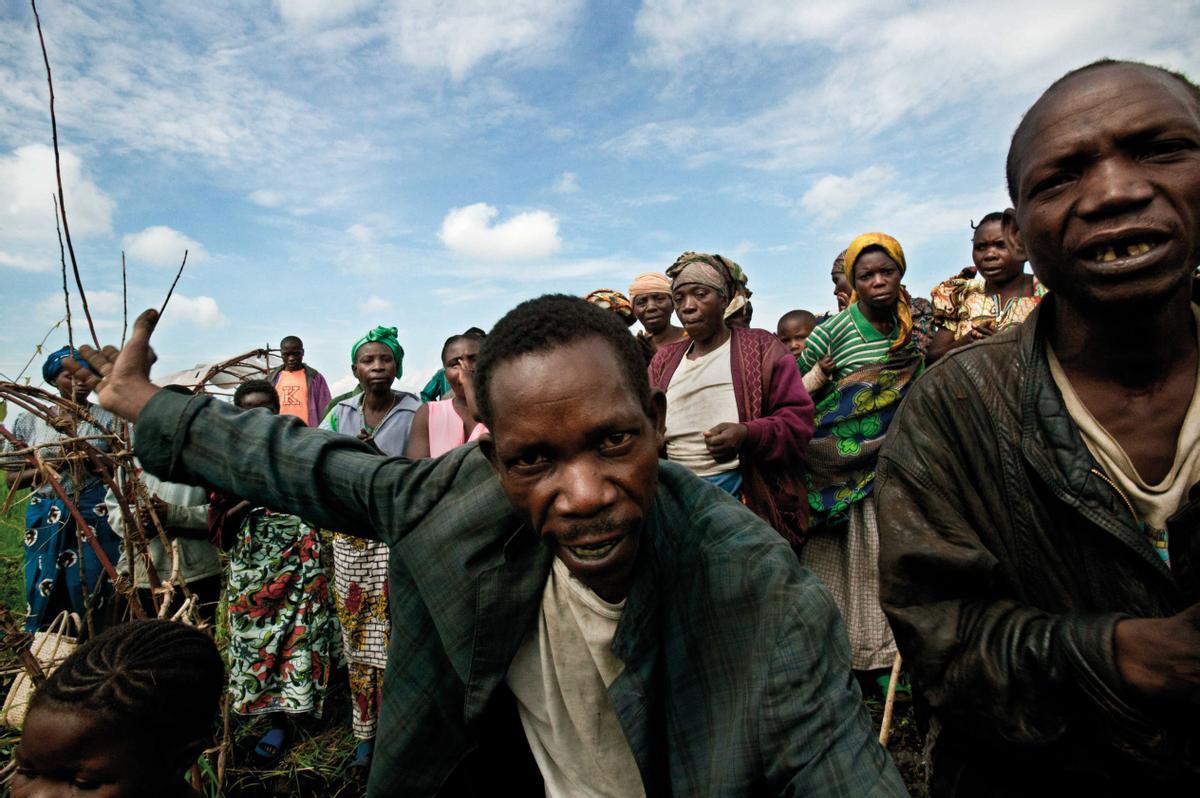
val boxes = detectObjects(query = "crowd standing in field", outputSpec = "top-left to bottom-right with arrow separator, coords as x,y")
3,58 -> 1200,797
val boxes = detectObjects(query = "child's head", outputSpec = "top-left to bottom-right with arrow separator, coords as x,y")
776,310 -> 817,357
13,620 -> 224,798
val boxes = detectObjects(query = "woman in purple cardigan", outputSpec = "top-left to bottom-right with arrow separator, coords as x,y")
648,252 -> 814,549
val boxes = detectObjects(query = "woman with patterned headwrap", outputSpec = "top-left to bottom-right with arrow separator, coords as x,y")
648,252 -> 814,548
318,326 -> 421,774
0,347 -> 120,633
797,233 -> 925,678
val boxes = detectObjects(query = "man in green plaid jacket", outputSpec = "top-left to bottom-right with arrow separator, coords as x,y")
76,295 -> 907,797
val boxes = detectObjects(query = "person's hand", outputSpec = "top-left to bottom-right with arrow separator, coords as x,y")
835,291 -> 851,312
459,362 -> 480,423
967,319 -> 997,341
816,355 -> 836,378
61,309 -> 162,423
704,422 -> 747,462
46,407 -> 74,432
1114,603 -> 1200,705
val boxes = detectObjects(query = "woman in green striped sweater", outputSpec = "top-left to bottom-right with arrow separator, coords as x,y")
796,233 -> 925,679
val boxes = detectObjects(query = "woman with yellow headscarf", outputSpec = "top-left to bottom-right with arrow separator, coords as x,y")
796,233 -> 925,678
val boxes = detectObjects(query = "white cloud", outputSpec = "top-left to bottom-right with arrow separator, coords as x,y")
274,0 -> 371,28
621,0 -> 1200,170
438,203 -> 562,262
360,295 -> 392,314
248,189 -> 285,208
801,166 -> 898,223
0,250 -> 46,272
0,144 -> 115,246
380,0 -> 584,80
347,223 -> 374,244
122,226 -> 209,267
552,171 -> 579,194
37,290 -> 124,318
160,294 -> 226,328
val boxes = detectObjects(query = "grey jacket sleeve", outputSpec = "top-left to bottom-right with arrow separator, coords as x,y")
133,390 -> 505,545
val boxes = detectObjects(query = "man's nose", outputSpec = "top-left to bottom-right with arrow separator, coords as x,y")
1076,156 -> 1154,219
553,458 -> 613,518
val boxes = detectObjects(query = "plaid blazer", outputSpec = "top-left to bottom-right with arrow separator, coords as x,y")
136,391 -> 907,797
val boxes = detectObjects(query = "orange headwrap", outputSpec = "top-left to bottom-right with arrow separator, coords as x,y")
843,233 -> 912,350
628,272 -> 673,298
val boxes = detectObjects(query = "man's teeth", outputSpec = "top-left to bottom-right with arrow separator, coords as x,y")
1093,241 -> 1154,262
567,540 -> 619,560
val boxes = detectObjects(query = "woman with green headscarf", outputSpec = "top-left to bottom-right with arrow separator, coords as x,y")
796,233 -> 925,683
318,325 -> 421,775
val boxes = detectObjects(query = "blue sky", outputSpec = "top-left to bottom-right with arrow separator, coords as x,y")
1,0 -> 1198,397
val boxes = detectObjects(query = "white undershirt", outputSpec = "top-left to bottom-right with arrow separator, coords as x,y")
664,337 -> 740,477
506,558 -> 645,798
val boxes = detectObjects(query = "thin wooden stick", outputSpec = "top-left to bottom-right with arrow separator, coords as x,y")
53,195 -> 73,355
158,249 -> 188,318
5,317 -> 65,384
878,652 -> 903,746
32,0 -> 100,349
121,251 -> 128,348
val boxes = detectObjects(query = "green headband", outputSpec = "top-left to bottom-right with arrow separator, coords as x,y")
351,326 -> 404,377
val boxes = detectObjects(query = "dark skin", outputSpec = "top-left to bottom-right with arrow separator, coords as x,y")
632,291 -> 685,358
5,367 -> 98,491
352,342 -> 399,438
832,261 -> 851,311
1004,63 -> 1200,707
407,338 -> 481,459
851,249 -> 901,336
13,705 -> 206,798
927,220 -> 1036,362
672,283 -> 747,460
279,338 -> 304,372
477,337 -> 666,603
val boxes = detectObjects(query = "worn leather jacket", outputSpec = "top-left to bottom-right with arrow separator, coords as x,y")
876,297 -> 1200,797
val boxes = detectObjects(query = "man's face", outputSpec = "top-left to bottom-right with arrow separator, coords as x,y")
632,292 -> 674,335
831,265 -> 851,310
1009,64 -> 1200,310
280,340 -> 304,371
672,283 -> 728,344
236,391 -> 279,414
483,337 -> 665,603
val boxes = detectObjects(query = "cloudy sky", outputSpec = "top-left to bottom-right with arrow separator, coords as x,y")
1,0 -> 1197,397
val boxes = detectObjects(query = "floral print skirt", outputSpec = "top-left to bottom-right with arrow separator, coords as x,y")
227,511 -> 339,717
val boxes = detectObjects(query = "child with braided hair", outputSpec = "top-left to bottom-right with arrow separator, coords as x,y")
11,619 -> 223,798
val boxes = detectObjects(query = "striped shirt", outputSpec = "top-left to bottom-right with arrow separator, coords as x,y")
798,303 -> 899,380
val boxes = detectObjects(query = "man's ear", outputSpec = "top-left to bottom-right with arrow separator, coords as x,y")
649,389 -> 666,449
477,430 -> 500,474
1002,208 -> 1028,263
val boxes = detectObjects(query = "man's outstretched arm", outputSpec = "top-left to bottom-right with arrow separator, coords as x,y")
67,310 -> 507,543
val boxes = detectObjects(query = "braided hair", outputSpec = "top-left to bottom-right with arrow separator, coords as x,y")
30,620 -> 223,747
970,212 -> 1004,231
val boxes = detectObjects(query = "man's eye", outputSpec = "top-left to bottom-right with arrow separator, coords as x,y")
601,432 -> 633,451
1029,172 -> 1074,198
511,453 -> 549,470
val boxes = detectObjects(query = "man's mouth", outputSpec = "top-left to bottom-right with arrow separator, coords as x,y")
1078,231 -> 1169,269
564,538 -> 622,561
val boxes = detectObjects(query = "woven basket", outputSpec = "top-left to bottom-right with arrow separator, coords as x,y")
1,611 -> 81,728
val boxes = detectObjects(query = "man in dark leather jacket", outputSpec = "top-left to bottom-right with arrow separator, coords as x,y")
877,59 -> 1200,797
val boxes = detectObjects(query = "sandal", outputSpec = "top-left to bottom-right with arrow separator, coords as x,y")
253,725 -> 291,765
350,739 -> 374,774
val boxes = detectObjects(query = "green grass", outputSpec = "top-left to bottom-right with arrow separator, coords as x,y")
0,489 -> 27,617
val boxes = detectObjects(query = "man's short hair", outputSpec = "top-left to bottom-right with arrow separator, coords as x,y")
1006,59 -> 1200,203
474,294 -> 652,427
280,335 -> 303,348
234,378 -> 280,411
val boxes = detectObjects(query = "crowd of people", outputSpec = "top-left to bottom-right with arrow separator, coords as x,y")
3,57 -> 1200,797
